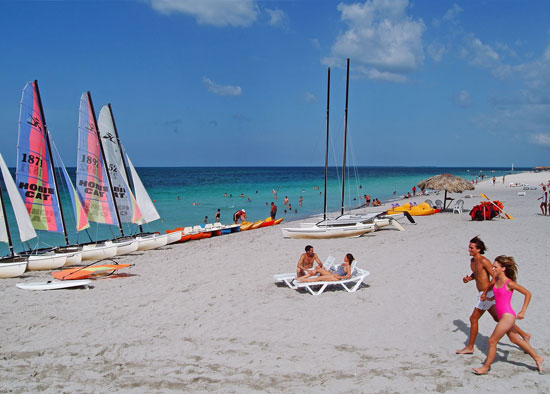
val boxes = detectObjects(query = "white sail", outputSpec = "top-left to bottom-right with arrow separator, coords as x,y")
126,155 -> 160,224
0,153 -> 37,242
97,105 -> 142,224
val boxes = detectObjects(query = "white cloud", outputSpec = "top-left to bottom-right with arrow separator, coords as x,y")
148,0 -> 258,27
304,91 -> 318,103
323,0 -> 425,82
266,8 -> 288,30
464,35 -> 500,68
530,133 -> 550,146
451,90 -> 472,108
310,38 -> 321,49
427,42 -> 447,62
202,77 -> 242,96
442,3 -> 463,23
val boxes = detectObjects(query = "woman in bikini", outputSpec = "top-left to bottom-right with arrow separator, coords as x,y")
297,253 -> 354,282
473,255 -> 544,375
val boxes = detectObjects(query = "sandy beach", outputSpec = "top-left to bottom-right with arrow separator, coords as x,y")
1,171 -> 549,393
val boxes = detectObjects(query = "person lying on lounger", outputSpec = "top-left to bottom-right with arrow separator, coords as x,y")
297,253 -> 354,282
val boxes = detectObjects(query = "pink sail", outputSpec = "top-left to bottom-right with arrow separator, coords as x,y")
15,81 -> 63,232
75,93 -> 118,226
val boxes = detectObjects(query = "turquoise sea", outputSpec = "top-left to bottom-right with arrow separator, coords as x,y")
1,166 -> 523,254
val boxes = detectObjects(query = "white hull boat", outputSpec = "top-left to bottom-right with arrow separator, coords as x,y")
27,253 -> 67,271
166,230 -> 183,245
81,243 -> 118,261
0,257 -> 28,278
63,251 -> 83,266
299,213 -> 405,232
109,239 -> 139,256
282,223 -> 376,239
137,233 -> 169,251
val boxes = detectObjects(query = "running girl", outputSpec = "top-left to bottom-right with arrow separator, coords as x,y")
473,256 -> 544,375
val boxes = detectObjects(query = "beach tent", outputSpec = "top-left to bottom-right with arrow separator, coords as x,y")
417,174 -> 475,210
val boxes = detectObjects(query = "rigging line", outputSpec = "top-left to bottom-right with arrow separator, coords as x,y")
347,132 -> 364,210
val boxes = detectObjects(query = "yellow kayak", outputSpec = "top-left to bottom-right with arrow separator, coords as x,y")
240,221 -> 254,231
251,220 -> 264,229
387,202 -> 439,216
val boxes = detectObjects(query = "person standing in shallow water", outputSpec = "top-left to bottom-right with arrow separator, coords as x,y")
270,202 -> 277,220
456,236 -> 530,355
472,255 -> 544,375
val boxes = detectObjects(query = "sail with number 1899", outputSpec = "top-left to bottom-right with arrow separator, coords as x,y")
76,93 -> 138,257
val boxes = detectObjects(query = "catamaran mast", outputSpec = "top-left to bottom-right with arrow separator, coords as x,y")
106,103 -> 143,234
0,174 -> 15,256
86,92 -> 125,238
34,80 -> 70,246
340,58 -> 350,215
324,68 -> 330,220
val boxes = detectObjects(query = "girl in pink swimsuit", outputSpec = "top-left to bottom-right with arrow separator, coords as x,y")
473,256 -> 544,375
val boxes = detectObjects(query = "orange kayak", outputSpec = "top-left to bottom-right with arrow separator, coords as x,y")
52,264 -> 132,280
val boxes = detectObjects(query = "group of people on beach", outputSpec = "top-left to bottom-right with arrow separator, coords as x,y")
457,236 -> 543,375
290,237 -> 544,375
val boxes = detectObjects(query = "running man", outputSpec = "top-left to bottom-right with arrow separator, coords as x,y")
456,236 -> 530,354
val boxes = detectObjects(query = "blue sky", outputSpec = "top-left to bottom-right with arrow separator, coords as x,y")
1,0 -> 549,167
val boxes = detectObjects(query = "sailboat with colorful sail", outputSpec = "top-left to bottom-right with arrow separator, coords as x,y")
0,153 -> 29,278
15,81 -> 83,266
97,104 -> 179,249
76,92 -> 142,258
0,152 -> 67,271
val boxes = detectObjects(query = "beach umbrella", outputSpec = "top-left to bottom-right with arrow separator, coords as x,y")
417,174 -> 475,210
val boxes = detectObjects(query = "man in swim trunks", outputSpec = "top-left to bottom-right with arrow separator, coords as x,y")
233,209 -> 246,224
270,202 -> 277,220
456,236 -> 530,354
296,245 -> 323,278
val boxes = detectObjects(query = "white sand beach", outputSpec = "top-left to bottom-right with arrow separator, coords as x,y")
1,172 -> 550,393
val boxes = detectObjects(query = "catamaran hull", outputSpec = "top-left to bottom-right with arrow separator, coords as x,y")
81,244 -> 118,261
0,258 -> 28,278
110,239 -> 139,256
27,254 -> 67,271
166,230 -> 183,245
137,234 -> 169,251
281,224 -> 375,239
63,251 -> 83,266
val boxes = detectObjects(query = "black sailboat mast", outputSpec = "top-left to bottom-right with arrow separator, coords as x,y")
324,68 -> 330,220
340,58 -> 350,215
106,103 -> 143,233
34,80 -> 70,246
0,174 -> 16,256
87,92 -> 125,237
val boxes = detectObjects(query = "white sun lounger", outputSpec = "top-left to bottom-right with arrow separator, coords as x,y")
293,264 -> 370,295
273,255 -> 335,289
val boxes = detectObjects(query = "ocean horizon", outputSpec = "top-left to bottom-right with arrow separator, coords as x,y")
1,165 -> 528,254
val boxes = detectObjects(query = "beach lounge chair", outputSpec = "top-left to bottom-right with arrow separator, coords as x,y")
435,200 -> 443,210
273,255 -> 335,289
453,199 -> 464,214
292,261 -> 370,295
